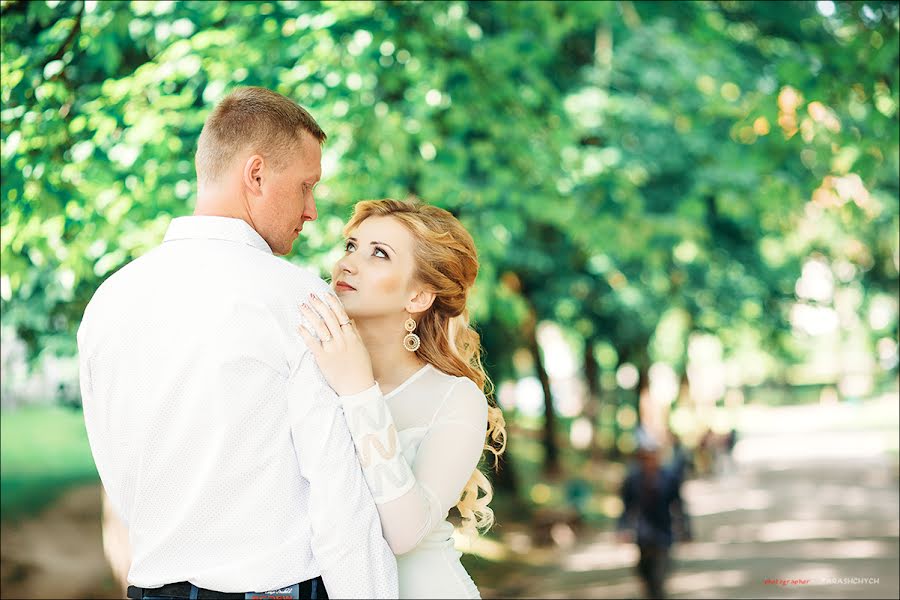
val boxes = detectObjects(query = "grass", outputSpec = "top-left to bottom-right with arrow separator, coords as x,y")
0,405 -> 99,522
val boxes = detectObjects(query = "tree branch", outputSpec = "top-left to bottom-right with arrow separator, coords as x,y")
42,0 -> 85,69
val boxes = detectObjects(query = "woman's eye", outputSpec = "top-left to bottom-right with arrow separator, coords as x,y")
344,241 -> 356,252
373,247 -> 388,259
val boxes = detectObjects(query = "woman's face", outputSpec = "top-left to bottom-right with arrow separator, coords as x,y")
332,216 -> 421,319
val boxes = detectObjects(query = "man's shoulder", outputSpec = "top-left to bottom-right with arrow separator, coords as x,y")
253,255 -> 332,298
78,250 -> 163,346
84,251 -> 158,307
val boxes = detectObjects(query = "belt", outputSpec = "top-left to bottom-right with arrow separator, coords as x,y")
127,578 -> 324,599
128,583 -> 243,599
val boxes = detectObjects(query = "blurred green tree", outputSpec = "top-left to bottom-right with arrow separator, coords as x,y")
2,1 -> 897,475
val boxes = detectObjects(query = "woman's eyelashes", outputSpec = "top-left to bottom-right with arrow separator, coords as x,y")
344,240 -> 389,259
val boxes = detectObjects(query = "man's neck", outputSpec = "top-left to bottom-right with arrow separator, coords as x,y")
194,182 -> 252,224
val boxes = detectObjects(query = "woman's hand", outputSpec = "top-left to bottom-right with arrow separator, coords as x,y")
298,293 -> 376,396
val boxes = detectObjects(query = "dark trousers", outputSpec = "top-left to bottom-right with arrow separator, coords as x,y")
636,544 -> 670,599
127,577 -> 328,600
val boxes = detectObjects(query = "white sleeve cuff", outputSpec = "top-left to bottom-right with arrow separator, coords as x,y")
339,382 -> 382,409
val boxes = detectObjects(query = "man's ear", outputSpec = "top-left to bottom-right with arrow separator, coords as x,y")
243,155 -> 265,197
406,288 -> 436,316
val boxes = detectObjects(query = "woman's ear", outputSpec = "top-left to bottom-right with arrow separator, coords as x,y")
243,155 -> 265,197
406,288 -> 436,315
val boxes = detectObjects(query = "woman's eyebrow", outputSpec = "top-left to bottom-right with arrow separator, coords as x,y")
347,237 -> 396,253
370,241 -> 395,253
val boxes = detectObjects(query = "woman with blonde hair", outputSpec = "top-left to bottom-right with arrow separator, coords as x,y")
298,198 -> 506,599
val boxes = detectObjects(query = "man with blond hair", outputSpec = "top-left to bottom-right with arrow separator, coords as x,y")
78,87 -> 398,599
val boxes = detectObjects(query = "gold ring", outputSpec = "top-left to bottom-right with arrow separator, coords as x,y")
339,320 -> 352,326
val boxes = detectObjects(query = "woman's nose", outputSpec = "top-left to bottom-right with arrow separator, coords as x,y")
337,256 -> 356,273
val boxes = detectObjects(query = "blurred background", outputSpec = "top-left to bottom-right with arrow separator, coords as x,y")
1,0 -> 898,598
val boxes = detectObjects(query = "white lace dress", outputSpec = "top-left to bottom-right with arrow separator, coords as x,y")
339,363 -> 488,599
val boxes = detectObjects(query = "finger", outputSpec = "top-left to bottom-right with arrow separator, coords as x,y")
346,318 -> 361,338
321,293 -> 351,326
308,293 -> 342,340
297,322 -> 321,353
299,301 -> 332,342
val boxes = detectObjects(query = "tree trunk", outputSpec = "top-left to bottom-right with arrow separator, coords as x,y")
524,308 -> 561,475
636,358 -> 650,428
676,369 -> 691,405
582,334 -> 602,458
492,430 -> 519,495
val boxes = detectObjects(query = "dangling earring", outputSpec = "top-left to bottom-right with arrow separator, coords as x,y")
403,317 -> 420,352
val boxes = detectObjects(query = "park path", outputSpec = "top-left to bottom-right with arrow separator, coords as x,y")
1,396 -> 898,599
472,396 -> 900,599
0,483 -> 121,599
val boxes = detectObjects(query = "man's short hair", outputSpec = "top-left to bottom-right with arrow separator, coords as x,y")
195,87 -> 326,186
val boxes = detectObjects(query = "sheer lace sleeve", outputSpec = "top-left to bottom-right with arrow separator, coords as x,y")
341,377 -> 488,555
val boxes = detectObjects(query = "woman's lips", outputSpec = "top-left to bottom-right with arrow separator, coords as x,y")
335,282 -> 356,291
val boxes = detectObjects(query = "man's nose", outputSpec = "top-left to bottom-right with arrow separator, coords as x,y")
304,196 -> 318,222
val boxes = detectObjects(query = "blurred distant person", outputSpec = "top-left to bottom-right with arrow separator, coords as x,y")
617,430 -> 692,599
79,87 -> 397,599
667,430 -> 693,485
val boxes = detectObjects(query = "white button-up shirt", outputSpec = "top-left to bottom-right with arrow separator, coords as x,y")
77,216 -> 398,597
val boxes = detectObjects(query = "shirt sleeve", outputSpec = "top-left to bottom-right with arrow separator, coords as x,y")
287,348 -> 399,599
77,318 -> 129,528
340,377 -> 488,555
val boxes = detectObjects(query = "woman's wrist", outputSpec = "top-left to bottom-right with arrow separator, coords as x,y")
339,381 -> 381,407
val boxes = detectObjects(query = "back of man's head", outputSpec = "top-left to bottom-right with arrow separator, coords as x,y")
195,87 -> 326,188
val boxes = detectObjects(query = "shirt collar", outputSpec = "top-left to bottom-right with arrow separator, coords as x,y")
163,216 -> 273,255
